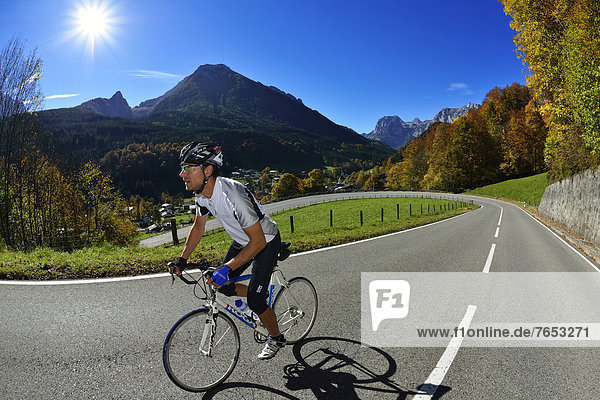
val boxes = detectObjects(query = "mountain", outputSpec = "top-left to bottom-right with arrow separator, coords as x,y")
135,64 -> 367,144
40,64 -> 394,196
77,91 -> 133,119
365,103 -> 480,149
131,76 -> 188,118
72,64 -> 372,145
431,103 -> 480,123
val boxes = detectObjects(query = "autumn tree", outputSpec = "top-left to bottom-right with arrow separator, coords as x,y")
422,123 -> 455,191
500,99 -> 547,176
260,171 -> 271,192
0,36 -> 43,248
355,170 -> 368,189
501,0 -> 600,180
385,163 -> 405,190
363,174 -> 384,191
271,173 -> 302,199
302,168 -> 327,193
75,162 -> 136,245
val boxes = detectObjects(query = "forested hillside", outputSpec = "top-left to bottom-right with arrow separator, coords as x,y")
501,0 -> 600,181
383,83 -> 547,193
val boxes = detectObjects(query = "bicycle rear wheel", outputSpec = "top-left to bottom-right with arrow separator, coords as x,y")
163,308 -> 240,392
272,277 -> 318,344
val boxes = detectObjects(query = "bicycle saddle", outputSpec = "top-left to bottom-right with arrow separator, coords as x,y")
278,242 -> 292,261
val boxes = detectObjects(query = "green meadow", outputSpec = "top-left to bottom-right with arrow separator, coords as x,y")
0,197 -> 475,280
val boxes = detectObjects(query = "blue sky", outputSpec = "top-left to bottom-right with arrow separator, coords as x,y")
0,0 -> 525,134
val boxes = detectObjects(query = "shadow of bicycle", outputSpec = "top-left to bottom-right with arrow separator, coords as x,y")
284,336 -> 426,399
201,336 -> 451,399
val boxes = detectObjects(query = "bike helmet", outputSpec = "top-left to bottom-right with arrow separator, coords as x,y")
179,142 -> 223,166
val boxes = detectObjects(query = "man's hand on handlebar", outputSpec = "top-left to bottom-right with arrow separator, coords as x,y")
167,257 -> 187,277
207,265 -> 230,288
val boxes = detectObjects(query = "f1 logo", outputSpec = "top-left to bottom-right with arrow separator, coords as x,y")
369,280 -> 410,331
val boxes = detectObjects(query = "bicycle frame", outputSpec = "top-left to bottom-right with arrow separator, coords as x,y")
201,266 -> 289,337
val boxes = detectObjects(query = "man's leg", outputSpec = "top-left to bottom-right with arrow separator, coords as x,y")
245,233 -> 284,359
258,307 -> 279,336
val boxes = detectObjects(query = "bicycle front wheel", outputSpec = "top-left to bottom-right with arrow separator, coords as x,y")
163,308 -> 240,392
272,277 -> 318,344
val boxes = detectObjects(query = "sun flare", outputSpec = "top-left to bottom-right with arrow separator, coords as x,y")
66,0 -> 118,57
77,5 -> 108,37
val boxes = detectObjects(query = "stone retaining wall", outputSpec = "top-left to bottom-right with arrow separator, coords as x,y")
538,166 -> 600,247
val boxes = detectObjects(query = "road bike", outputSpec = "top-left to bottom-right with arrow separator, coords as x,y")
162,242 -> 318,392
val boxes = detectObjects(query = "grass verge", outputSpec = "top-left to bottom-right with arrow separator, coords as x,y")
464,173 -> 548,206
0,197 -> 476,280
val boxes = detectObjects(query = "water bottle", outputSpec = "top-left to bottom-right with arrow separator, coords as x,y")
235,299 -> 256,321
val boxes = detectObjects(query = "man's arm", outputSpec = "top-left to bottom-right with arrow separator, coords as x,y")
208,221 -> 266,289
225,220 -> 267,271
181,215 -> 207,259
170,215 -> 207,277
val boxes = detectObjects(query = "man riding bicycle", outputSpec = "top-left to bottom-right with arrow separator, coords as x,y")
168,142 -> 285,360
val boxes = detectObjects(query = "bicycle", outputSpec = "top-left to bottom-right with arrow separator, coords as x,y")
162,242 -> 318,392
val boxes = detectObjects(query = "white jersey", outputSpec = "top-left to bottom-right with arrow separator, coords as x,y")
195,177 -> 278,246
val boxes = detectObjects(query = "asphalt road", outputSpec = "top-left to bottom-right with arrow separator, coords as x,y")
2,194 -> 600,399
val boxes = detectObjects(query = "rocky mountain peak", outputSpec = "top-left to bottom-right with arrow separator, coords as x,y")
364,103 -> 481,149
77,91 -> 133,119
189,64 -> 233,81
110,91 -> 124,100
432,103 -> 479,123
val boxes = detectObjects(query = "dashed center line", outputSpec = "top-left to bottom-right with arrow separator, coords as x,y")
485,205 -> 503,273
498,206 -> 503,226
482,244 -> 496,273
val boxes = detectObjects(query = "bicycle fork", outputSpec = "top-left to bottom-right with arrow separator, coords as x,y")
200,304 -> 219,357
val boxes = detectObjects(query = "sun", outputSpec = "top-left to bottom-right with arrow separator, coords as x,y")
77,5 -> 109,37
66,0 -> 118,57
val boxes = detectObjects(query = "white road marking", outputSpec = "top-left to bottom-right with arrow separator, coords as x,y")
498,206 -> 503,226
0,271 -> 174,286
0,208 -> 479,286
482,244 -> 496,273
495,227 -> 500,238
413,305 -> 477,400
517,206 -> 600,272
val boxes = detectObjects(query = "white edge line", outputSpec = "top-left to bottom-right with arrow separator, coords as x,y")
513,205 -> 600,272
0,269 -> 208,286
468,196 -> 599,273
413,305 -> 477,400
482,244 -> 496,273
0,207 -> 480,286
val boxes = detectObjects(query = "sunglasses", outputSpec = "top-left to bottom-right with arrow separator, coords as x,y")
180,165 -> 203,174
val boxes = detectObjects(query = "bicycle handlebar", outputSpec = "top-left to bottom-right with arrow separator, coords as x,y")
171,261 -> 219,285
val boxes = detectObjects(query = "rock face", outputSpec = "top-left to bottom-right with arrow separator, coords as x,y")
432,103 -> 480,123
366,116 -> 428,149
365,102 -> 480,149
539,166 -> 600,248
77,91 -> 133,118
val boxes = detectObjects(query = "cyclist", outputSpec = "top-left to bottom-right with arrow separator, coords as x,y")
168,142 -> 285,360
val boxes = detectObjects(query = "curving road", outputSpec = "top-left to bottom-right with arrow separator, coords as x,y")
1,194 -> 600,399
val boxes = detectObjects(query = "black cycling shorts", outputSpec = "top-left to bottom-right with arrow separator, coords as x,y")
219,231 -> 281,315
